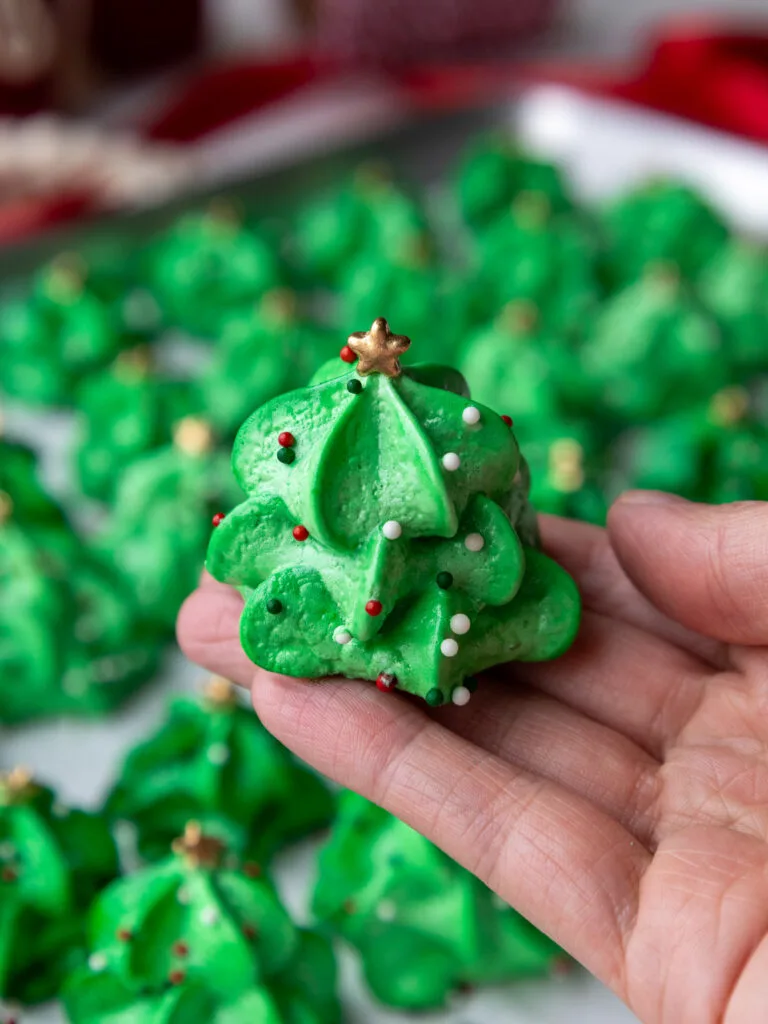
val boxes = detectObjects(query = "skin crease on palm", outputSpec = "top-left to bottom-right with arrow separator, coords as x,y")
177,490 -> 768,1024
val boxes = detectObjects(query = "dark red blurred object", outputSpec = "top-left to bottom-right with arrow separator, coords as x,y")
312,0 -> 560,63
89,0 -> 203,76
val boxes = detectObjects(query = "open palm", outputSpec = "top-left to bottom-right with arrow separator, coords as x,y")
178,492 -> 768,1024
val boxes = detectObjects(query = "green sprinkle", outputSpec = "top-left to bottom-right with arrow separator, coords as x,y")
347,378 -> 363,394
436,571 -> 454,590
277,448 -> 295,464
266,599 -> 283,615
426,688 -> 444,707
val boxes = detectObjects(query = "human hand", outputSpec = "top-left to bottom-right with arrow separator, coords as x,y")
178,493 -> 768,1024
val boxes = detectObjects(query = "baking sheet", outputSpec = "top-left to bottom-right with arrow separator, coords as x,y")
10,81 -> 763,1023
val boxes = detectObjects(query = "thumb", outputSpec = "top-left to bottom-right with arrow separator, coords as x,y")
607,493 -> 768,646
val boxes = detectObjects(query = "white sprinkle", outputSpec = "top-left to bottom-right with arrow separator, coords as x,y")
334,628 -> 352,645
207,743 -> 230,766
177,887 -> 191,905
382,520 -> 402,540
0,842 -> 16,859
462,406 -> 481,425
450,613 -> 471,636
440,638 -> 459,658
200,906 -> 220,926
442,452 -> 461,471
377,899 -> 397,922
464,533 -> 485,552
451,686 -> 472,707
89,953 -> 108,973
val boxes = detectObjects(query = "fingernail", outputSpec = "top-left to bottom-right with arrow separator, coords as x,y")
616,490 -> 688,507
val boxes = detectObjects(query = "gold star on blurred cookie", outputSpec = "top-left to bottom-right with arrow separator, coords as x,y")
0,767 -> 38,806
172,821 -> 226,869
347,318 -> 411,377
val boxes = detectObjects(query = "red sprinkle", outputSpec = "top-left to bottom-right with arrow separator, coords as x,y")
1,868 -> 16,883
243,861 -> 262,878
172,941 -> 189,958
501,415 -> 513,427
169,969 -> 186,985
365,600 -> 383,617
242,924 -> 258,940
376,673 -> 397,692
292,525 -> 309,542
278,432 -> 295,447
340,345 -> 357,364
212,512 -> 226,527
117,928 -> 133,942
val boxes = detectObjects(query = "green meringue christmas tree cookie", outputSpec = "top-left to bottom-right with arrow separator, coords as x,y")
0,255 -> 124,407
581,264 -> 726,424
697,239 -> 768,374
470,200 -> 601,336
74,348 -> 198,503
148,202 -> 283,337
293,166 -> 430,283
197,291 -> 337,439
457,301 -> 581,431
0,517 -> 70,724
63,823 -> 340,1024
600,180 -> 729,289
455,137 -> 573,228
0,769 -> 118,1006
617,386 -> 768,504
523,423 -> 608,526
0,512 -> 162,724
98,417 -> 238,632
107,677 -> 334,863
207,318 -> 580,707
312,791 -> 564,1011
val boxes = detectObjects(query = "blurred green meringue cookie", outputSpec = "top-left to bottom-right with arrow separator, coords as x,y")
0,255 -> 126,407
470,198 -> 601,336
581,263 -> 726,424
74,348 -> 199,503
312,792 -> 565,1011
616,385 -> 768,504
197,290 -> 337,439
106,677 -> 334,864
600,179 -> 729,289
455,136 -> 573,228
97,417 -> 238,633
697,238 -> 768,375
0,769 -> 118,1006
63,823 -> 340,1024
0,512 -> 162,724
292,165 -> 431,283
147,201 -> 284,337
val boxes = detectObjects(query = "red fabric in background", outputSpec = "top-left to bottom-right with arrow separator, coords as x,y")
610,30 -> 768,145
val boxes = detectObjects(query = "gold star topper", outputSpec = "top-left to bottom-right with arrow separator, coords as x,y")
0,491 -> 13,525
173,416 -> 214,457
709,386 -> 750,427
172,821 -> 226,869
0,767 -> 38,806
204,675 -> 237,708
347,318 -> 411,377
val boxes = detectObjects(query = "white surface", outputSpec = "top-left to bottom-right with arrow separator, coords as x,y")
516,84 -> 768,232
